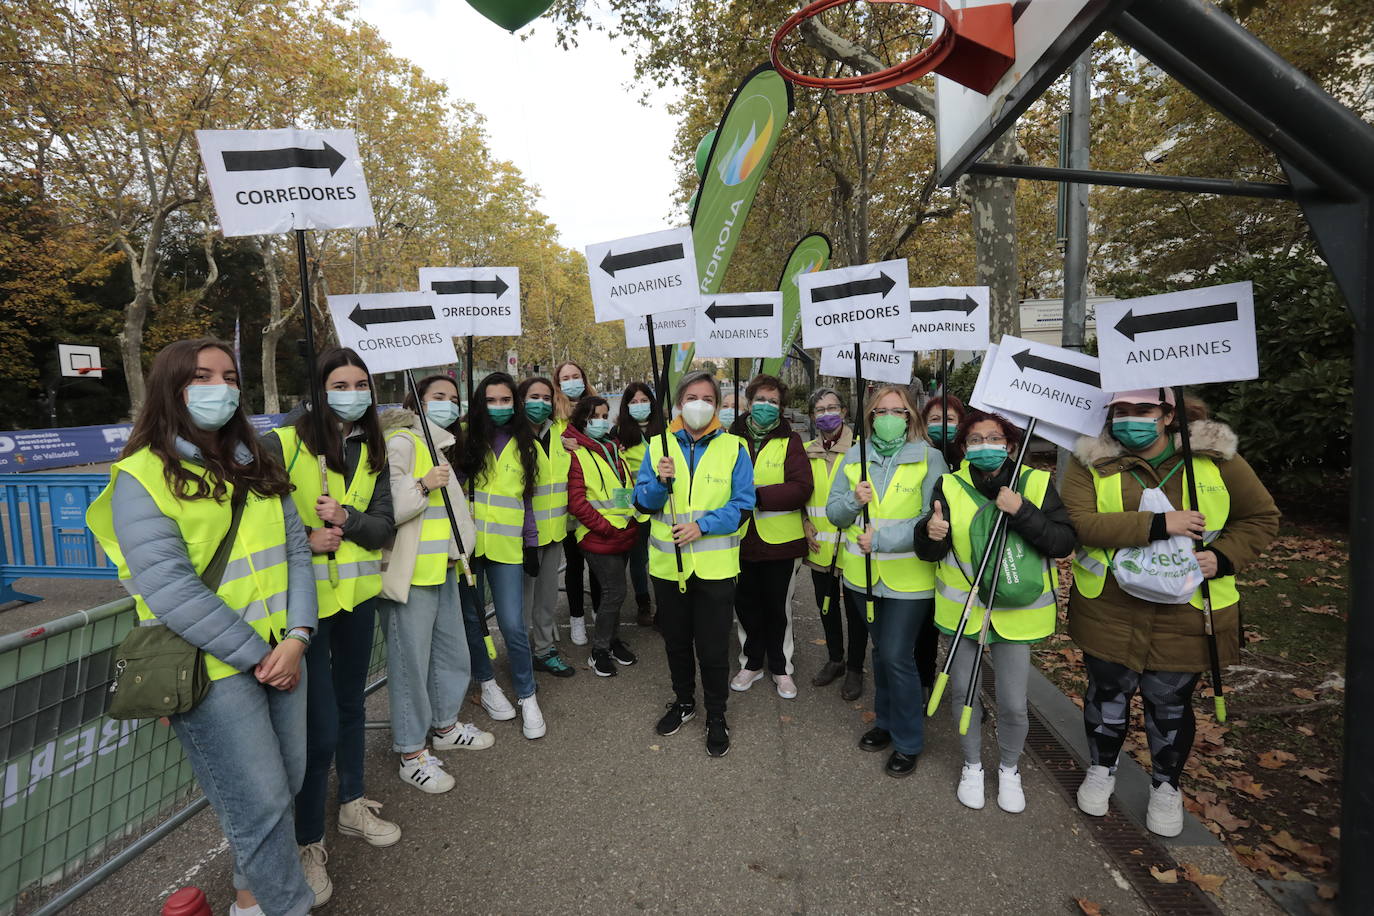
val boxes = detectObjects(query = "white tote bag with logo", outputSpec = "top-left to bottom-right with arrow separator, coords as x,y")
1110,487 -> 1204,604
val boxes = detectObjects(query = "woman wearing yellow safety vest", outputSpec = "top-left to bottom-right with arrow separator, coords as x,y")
801,387 -> 867,701
88,339 -> 317,916
917,390 -> 966,692
914,410 -> 1076,812
728,374 -> 812,700
518,376 -> 576,678
826,385 -> 947,778
1063,388 -> 1278,837
612,381 -> 663,628
566,396 -> 641,676
261,347 -> 397,905
458,372 -> 546,739
377,375 -> 494,801
553,360 -> 601,646
635,370 -> 755,758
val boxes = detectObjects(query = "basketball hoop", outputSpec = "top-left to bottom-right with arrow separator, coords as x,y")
74,367 -> 106,375
770,0 -> 1015,96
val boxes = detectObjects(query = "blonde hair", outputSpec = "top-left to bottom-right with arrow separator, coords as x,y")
864,384 -> 928,443
552,360 -> 597,421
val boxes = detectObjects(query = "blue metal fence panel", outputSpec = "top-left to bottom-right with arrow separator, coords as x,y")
0,476 -> 115,605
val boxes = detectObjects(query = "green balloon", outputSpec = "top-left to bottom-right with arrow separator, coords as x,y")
695,130 -> 718,176
465,0 -> 555,31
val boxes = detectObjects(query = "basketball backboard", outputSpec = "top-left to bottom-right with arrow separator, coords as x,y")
57,344 -> 102,378
935,0 -> 1134,185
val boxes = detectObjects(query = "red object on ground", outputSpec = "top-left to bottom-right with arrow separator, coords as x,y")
162,887 -> 212,916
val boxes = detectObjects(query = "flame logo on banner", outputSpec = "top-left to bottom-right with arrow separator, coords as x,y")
716,112 -> 775,187
791,257 -> 823,285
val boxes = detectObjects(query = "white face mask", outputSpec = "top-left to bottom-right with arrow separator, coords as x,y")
680,399 -> 716,431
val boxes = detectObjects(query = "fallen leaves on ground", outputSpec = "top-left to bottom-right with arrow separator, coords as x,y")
1257,749 -> 1297,769
1074,899 -> 1104,915
1149,866 -> 1178,884
1180,863 -> 1227,894
1270,830 -> 1331,869
1299,767 -> 1334,785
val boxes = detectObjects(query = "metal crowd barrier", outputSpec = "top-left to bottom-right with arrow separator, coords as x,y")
0,475 -> 116,606
0,598 -> 388,915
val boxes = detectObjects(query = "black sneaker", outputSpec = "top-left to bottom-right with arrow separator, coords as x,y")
588,649 -> 617,677
533,651 -> 575,678
610,639 -> 638,667
706,716 -> 730,758
655,701 -> 695,736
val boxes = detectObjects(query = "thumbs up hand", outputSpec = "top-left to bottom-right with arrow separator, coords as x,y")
927,500 -> 950,542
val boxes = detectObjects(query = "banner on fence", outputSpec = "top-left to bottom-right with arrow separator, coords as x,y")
0,415 -> 286,473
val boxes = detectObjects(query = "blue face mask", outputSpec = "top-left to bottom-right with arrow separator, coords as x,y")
185,384 -> 240,431
965,445 -> 1008,471
628,402 -> 652,422
718,408 -> 737,427
1112,418 -> 1161,450
327,389 -> 372,422
586,418 -> 612,440
425,400 -> 459,429
560,379 -> 585,399
750,402 -> 780,427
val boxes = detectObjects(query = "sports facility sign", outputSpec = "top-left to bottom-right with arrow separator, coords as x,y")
420,267 -> 522,337
799,258 -> 910,348
587,227 -> 700,322
197,129 -> 375,237
328,292 -> 457,374
694,293 -> 783,359
981,335 -> 1107,436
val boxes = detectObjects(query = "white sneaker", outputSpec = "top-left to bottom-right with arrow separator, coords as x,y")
337,797 -> 401,847
1077,764 -> 1116,816
230,905 -> 264,916
398,750 -> 455,794
298,842 -> 331,908
730,668 -> 765,692
998,766 -> 1026,813
432,721 -> 495,751
773,674 -> 798,699
569,616 -> 588,645
518,694 -> 546,739
479,679 -> 516,721
957,763 -> 985,810
1146,781 -> 1185,837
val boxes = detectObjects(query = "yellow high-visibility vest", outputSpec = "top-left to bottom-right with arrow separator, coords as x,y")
572,443 -> 634,544
839,458 -> 935,594
391,429 -> 454,586
532,436 -> 570,545
747,436 -> 805,545
473,439 -> 526,565
646,433 -> 746,581
804,438 -> 845,567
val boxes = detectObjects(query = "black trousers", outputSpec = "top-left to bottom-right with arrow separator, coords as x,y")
915,612 -> 938,691
735,558 -> 797,674
563,533 -> 601,618
655,574 -> 736,717
812,569 -> 868,672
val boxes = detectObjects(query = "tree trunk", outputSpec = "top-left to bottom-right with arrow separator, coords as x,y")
259,236 -> 288,414
971,133 -> 1022,339
120,254 -> 154,418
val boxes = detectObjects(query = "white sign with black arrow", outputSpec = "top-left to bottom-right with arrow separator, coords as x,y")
1096,281 -> 1258,389
197,128 -> 375,238
970,343 -> 1081,451
694,292 -> 783,359
819,340 -> 914,385
328,292 -> 458,375
624,309 -> 696,349
799,258 -> 910,348
419,267 -> 522,338
586,227 -> 700,322
892,285 -> 990,352
981,335 -> 1108,436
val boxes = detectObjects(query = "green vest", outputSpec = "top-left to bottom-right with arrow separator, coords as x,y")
647,433 -> 745,581
621,437 -> 650,523
804,439 -> 845,568
88,447 -> 292,681
746,435 -> 805,545
1072,456 -> 1238,609
935,466 -> 1056,641
572,442 -> 634,544
532,435 -> 570,545
391,428 -> 454,586
272,427 -> 382,617
839,458 -> 935,594
473,439 -> 525,565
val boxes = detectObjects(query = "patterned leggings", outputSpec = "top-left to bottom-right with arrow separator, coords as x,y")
1082,653 -> 1202,788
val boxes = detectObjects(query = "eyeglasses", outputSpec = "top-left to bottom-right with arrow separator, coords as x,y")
815,407 -> 842,417
966,435 -> 1007,446
871,408 -> 909,418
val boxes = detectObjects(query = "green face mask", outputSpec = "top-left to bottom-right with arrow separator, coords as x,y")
927,423 -> 957,444
871,414 -> 908,449
524,400 -> 553,423
489,406 -> 514,426
965,445 -> 1008,471
1112,418 -> 1160,450
750,402 -> 780,427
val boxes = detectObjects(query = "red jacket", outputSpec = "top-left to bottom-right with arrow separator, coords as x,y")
566,424 -> 640,555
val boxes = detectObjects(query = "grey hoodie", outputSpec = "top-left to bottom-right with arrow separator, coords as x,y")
109,437 -> 316,673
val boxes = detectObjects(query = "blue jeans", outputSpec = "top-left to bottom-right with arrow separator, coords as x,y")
172,671 -> 312,916
860,591 -> 932,756
378,568 -> 473,753
295,599 -> 375,845
629,525 -> 650,600
461,556 -> 536,699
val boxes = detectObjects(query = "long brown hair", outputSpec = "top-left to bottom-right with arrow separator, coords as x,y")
123,339 -> 290,501
552,360 -> 596,421
291,347 -> 384,476
864,384 -> 929,443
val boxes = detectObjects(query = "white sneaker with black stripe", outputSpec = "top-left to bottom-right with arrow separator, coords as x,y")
398,750 -> 455,794
432,721 -> 495,751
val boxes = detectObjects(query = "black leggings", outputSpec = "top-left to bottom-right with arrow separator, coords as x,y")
811,570 -> 866,672
563,534 -> 601,618
915,613 -> 938,691
1082,653 -> 1202,788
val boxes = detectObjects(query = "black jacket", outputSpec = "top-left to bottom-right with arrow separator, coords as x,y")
913,461 -> 1076,562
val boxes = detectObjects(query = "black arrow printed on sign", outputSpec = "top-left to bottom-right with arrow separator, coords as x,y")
1011,348 -> 1102,388
910,296 -> 979,315
430,276 -> 510,298
222,142 -> 347,177
1113,301 -> 1240,341
811,272 -> 896,303
705,300 -> 775,323
599,244 -> 685,276
349,303 -> 435,330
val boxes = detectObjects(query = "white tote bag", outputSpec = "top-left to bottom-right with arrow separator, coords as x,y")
1110,487 -> 1204,604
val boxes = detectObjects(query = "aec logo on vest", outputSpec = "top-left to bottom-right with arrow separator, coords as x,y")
699,89 -> 781,294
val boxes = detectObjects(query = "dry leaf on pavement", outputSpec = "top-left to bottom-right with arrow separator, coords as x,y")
1257,749 -> 1297,769
1180,863 -> 1227,894
1074,899 -> 1104,915
1149,866 -> 1178,884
